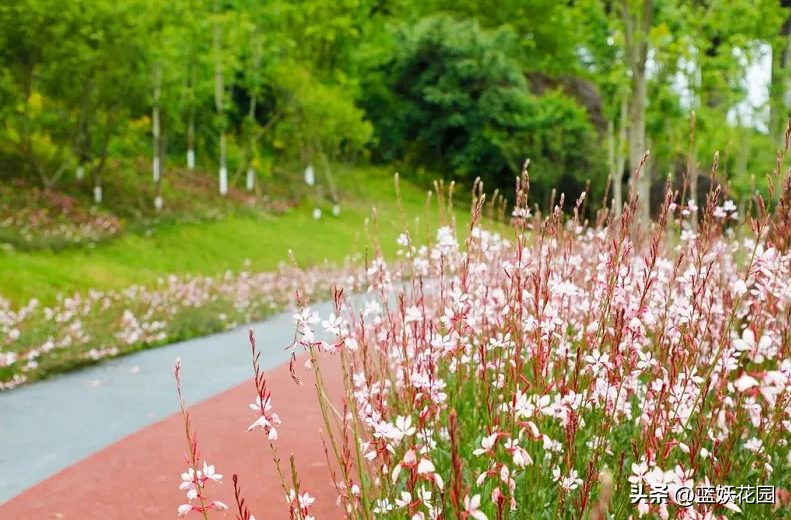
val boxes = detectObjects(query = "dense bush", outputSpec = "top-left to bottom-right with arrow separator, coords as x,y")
361,15 -> 605,209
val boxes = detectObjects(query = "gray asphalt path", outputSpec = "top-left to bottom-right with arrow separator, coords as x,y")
0,300 -> 336,505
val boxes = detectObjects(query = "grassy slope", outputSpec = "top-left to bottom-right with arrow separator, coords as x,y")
0,166 -> 465,305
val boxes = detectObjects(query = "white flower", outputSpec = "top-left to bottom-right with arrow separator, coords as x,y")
287,490 -> 315,509
504,438 -> 533,467
473,433 -> 499,456
733,329 -> 771,355
322,313 -> 343,336
561,469 -> 583,491
373,498 -> 394,513
417,458 -> 435,474
405,306 -> 423,323
299,492 -> 314,508
734,374 -> 759,392
202,461 -> 222,482
395,491 -> 412,508
628,461 -> 648,484
744,438 -> 763,452
463,494 -> 487,520
388,416 -> 417,442
180,468 -> 198,493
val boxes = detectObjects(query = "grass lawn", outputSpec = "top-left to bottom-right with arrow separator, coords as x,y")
0,166 -> 470,305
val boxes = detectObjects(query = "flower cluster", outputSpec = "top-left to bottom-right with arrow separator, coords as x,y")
177,169 -> 791,519
174,359 -> 229,517
0,181 -> 122,246
178,462 -> 227,517
0,261 -> 362,390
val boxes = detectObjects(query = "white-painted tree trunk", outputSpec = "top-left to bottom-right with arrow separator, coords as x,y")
187,61 -> 197,170
213,0 -> 227,196
219,167 -> 228,195
245,30 -> 262,194
94,186 -> 102,204
154,196 -> 163,211
153,64 -> 162,183
153,157 -> 161,182
246,167 -> 255,191
76,165 -> 84,180
219,133 -> 227,195
304,164 -> 315,186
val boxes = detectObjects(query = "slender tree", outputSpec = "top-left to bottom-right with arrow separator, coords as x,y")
770,0 -> 791,143
213,0 -> 228,196
622,0 -> 653,224
608,91 -> 628,216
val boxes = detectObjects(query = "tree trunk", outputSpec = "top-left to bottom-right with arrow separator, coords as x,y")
607,119 -> 615,201
688,112 -> 698,214
704,34 -> 723,110
613,94 -> 628,217
219,134 -> 227,195
245,94 -> 257,192
736,111 -> 750,181
315,136 -> 339,203
781,27 -> 791,145
689,145 -> 698,209
623,0 -> 653,225
92,109 -> 115,206
153,63 -> 162,183
629,69 -> 649,222
75,77 -> 93,181
213,0 -> 227,195
187,63 -> 196,170
92,112 -> 113,205
155,115 -> 166,211
245,29 -> 262,192
770,3 -> 791,142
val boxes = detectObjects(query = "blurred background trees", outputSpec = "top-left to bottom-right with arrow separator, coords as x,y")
0,0 -> 790,217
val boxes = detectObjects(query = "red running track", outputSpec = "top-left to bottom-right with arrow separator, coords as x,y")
0,355 -> 346,520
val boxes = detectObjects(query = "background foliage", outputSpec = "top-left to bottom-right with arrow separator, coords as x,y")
1,0 -> 790,214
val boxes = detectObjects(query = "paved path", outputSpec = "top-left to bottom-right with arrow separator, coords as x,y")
0,301 -> 347,520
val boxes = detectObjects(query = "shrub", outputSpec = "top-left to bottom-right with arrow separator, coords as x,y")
360,15 -> 604,211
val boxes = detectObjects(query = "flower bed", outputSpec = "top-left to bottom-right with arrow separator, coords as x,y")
0,260 -> 362,390
175,174 -> 791,519
0,179 -> 123,248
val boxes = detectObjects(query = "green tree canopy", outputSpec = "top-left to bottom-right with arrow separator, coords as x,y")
361,15 -> 604,204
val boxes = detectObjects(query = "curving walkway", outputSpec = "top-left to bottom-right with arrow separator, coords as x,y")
0,301 -> 347,520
